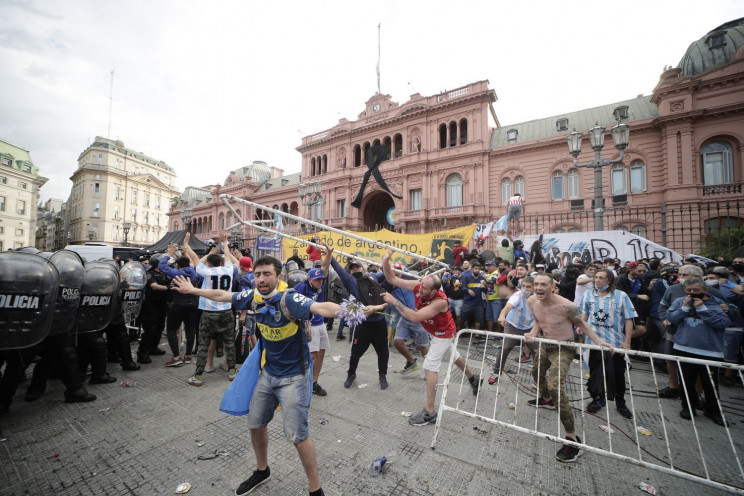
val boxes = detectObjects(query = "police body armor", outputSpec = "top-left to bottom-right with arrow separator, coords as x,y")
46,250 -> 86,336
0,252 -> 59,350
75,260 -> 120,333
119,261 -> 146,322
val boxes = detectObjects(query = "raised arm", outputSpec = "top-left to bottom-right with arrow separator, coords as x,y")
220,233 -> 239,267
382,292 -> 447,323
181,233 -> 200,267
320,243 -> 333,277
381,248 -> 418,291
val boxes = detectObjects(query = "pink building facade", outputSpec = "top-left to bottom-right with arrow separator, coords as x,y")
170,19 -> 744,256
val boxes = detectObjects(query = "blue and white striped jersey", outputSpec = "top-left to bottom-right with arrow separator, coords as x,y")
579,289 -> 637,347
196,262 -> 234,311
505,291 -> 534,330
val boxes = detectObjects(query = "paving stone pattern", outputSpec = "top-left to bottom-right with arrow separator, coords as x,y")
0,332 -> 742,495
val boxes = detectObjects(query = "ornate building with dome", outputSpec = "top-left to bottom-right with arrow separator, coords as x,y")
170,18 -> 744,256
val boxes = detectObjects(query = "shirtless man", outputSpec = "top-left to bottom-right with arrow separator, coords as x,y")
525,273 -> 611,463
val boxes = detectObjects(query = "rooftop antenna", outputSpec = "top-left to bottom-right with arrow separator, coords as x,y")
107,63 -> 115,138
376,23 -> 381,93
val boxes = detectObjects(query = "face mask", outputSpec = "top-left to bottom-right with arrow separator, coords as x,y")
732,264 -> 744,272
521,289 -> 533,297
688,293 -> 706,300
597,284 -> 609,291
705,279 -> 719,287
352,271 -> 363,279
259,285 -> 279,299
678,277 -> 687,285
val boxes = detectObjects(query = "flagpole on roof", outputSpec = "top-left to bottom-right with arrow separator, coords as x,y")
377,23 -> 381,93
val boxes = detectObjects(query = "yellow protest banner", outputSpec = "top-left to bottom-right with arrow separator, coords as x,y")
283,225 -> 476,267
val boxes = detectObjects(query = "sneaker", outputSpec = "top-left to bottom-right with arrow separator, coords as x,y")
183,355 -> 193,364
616,403 -> 633,419
402,359 -> 419,375
379,375 -> 389,390
165,356 -> 183,367
336,334 -> 346,341
409,407 -> 437,426
149,348 -> 166,356
658,386 -> 679,398
488,373 -> 499,385
235,468 -> 271,495
228,369 -> 237,381
586,398 -> 605,413
528,397 -> 556,409
188,375 -> 203,387
470,374 -> 482,396
344,373 -> 356,389
313,382 -> 327,396
556,436 -> 582,463
121,361 -> 141,371
517,353 -> 532,363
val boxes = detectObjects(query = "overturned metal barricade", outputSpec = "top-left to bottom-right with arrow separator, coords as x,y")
433,329 -> 744,495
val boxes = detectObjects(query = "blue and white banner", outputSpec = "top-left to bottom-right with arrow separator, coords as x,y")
257,235 -> 282,253
522,231 -> 683,265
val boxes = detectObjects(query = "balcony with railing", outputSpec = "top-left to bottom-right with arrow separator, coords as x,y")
702,182 -> 742,196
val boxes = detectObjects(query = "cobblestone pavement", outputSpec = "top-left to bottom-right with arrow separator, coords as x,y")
1,331 -> 743,495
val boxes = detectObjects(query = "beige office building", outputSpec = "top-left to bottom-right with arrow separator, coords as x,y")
67,137 -> 180,247
0,139 -> 48,251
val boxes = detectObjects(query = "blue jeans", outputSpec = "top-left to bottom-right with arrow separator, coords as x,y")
486,299 -> 505,322
246,367 -> 312,443
394,317 -> 430,347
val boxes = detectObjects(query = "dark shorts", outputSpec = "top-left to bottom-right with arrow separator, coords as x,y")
461,304 -> 484,325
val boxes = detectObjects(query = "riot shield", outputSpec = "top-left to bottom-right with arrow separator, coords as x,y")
286,268 -> 307,289
0,252 -> 59,350
75,261 -> 119,333
47,250 -> 86,336
119,261 -> 146,322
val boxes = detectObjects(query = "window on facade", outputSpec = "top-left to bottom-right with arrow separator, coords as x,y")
2,157 -> 11,166
131,228 -> 136,241
556,118 -> 569,132
631,225 -> 647,238
613,105 -> 629,121
383,138 -> 392,161
630,161 -> 646,193
115,187 -> 121,200
507,129 -> 518,142
114,205 -> 119,220
459,118 -> 468,145
611,165 -> 627,195
113,226 -> 119,241
445,174 -> 463,207
393,134 -> 403,158
94,183 -> 100,197
92,203 -> 100,217
132,190 -> 138,204
17,200 -> 25,215
94,174 -> 101,179
501,178 -> 511,205
449,121 -> 457,147
16,228 -> 24,236
337,199 -> 346,218
551,172 -> 564,200
567,169 -> 579,199
144,193 -> 150,207
362,142 -> 370,165
704,216 -> 744,233
0,227 -> 3,234
702,141 -> 734,185
514,176 -> 525,197
156,196 -> 160,210
0,196 -> 5,212
410,189 -> 422,211
0,241 -> 3,251
615,225 -> 628,231
156,213 -> 160,225
131,209 -> 137,222
568,228 -> 581,233
439,124 -> 447,149
353,145 -> 361,167
20,182 -> 27,190
0,176 -> 6,184
707,32 -> 726,48
311,158 -> 316,176
144,211 -> 149,224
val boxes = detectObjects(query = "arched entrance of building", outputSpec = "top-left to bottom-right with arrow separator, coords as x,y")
362,191 -> 395,231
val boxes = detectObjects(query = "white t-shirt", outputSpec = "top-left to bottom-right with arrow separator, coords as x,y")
574,273 -> 594,305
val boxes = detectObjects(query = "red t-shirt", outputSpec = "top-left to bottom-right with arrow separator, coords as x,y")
414,282 -> 457,338
306,245 -> 322,261
452,245 -> 468,267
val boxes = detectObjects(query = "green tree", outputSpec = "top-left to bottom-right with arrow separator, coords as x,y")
701,227 -> 744,261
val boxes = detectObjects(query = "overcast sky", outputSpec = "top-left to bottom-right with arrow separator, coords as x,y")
0,0 -> 741,203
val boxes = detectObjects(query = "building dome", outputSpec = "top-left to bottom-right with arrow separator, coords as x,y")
677,18 -> 744,76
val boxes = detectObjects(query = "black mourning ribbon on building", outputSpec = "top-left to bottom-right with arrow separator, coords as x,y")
351,144 -> 402,208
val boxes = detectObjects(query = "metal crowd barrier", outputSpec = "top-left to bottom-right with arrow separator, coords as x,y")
432,329 -> 744,495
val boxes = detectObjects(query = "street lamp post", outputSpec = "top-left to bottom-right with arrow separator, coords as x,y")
298,180 -> 322,233
566,121 -> 630,231
180,207 -> 193,233
122,221 -> 131,247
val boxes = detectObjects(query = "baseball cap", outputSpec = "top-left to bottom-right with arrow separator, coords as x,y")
536,264 -> 546,269
308,268 -> 326,280
485,259 -> 497,266
347,260 -> 363,270
240,256 -> 253,271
